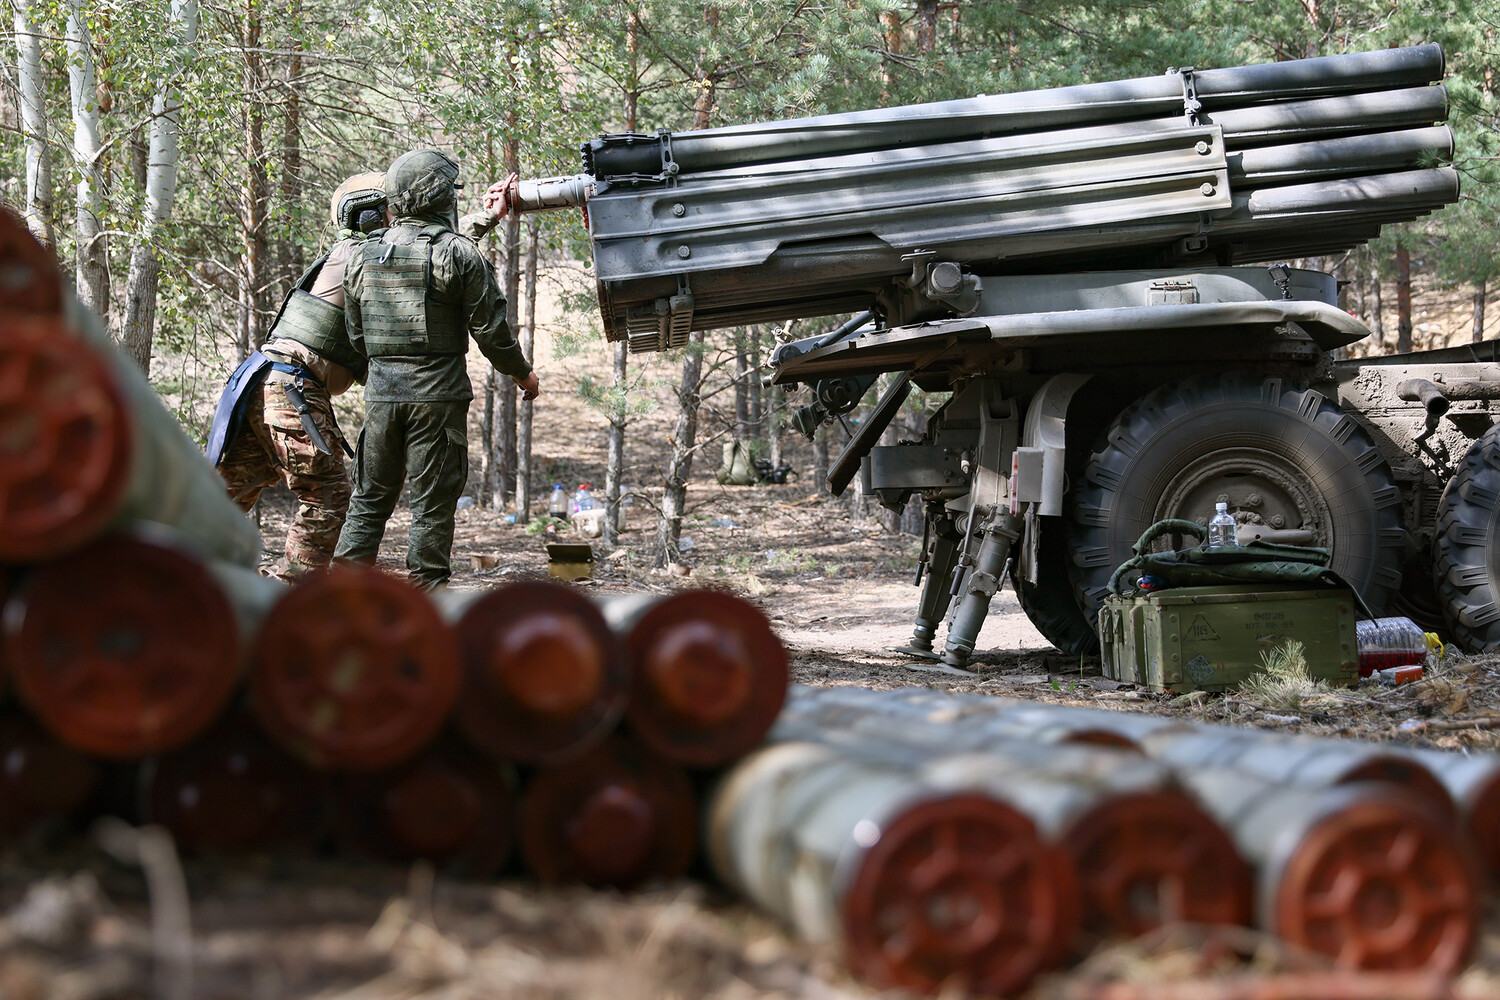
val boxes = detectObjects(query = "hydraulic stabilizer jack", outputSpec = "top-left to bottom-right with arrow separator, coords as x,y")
942,508 -> 1023,667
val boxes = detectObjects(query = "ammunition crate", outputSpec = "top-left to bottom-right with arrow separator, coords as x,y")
1098,584 -> 1358,693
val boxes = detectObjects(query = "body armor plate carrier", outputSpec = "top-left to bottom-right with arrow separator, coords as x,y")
266,249 -> 366,374
358,225 -> 465,357
276,289 -> 364,371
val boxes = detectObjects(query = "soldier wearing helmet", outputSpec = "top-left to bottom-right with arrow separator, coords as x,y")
206,172 -> 388,579
333,148 -> 540,589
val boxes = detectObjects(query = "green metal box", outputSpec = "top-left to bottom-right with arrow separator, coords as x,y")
1098,584 -> 1358,693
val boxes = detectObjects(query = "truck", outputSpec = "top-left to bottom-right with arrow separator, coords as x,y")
511,43 -> 1500,664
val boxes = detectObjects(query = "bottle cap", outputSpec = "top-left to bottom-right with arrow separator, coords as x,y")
1215,501 -> 1228,512
579,483 -> 591,490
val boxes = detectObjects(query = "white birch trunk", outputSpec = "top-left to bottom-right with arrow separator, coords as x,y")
12,0 -> 49,243
65,0 -> 108,318
121,0 -> 197,372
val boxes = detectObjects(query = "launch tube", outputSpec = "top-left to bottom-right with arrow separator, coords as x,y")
586,45 -> 1444,177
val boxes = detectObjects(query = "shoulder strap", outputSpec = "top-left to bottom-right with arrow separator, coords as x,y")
295,253 -> 331,294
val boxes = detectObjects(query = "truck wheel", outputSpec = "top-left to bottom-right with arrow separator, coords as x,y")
1067,373 -> 1405,626
1388,550 -> 1448,634
1011,519 -> 1100,655
1433,423 -> 1500,652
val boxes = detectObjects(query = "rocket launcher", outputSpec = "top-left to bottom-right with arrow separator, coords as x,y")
508,44 -> 1456,352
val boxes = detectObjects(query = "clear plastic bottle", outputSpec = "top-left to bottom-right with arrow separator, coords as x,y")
572,483 -> 597,514
1207,502 -> 1237,547
1355,617 -> 1438,677
548,484 -> 568,518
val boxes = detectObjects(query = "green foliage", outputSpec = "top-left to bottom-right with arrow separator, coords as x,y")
578,373 -> 659,417
6,0 -> 1500,392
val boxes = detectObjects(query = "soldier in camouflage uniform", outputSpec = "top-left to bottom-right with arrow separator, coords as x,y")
215,173 -> 386,578
333,149 -> 540,589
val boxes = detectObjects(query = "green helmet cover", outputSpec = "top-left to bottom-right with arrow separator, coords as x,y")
385,149 -> 462,219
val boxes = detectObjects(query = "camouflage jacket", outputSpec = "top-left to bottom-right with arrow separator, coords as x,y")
343,213 -> 532,402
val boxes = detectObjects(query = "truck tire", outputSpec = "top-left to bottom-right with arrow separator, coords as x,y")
1067,373 -> 1405,626
1011,519 -> 1100,655
1433,423 -> 1500,652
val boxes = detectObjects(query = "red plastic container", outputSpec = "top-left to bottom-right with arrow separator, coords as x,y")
1355,617 -> 1429,678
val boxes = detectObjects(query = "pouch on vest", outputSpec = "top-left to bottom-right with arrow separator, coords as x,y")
205,351 -> 274,467
359,227 -> 464,357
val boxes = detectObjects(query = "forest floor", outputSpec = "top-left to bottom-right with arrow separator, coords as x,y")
8,274 -> 1500,999
4,479 -> 1500,997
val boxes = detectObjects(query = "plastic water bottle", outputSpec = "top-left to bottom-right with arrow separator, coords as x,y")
572,483 -> 596,514
1355,617 -> 1440,678
1207,502 -> 1237,547
548,484 -> 568,518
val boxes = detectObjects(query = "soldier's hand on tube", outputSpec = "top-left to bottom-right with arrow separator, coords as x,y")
516,371 -> 540,400
483,174 -> 520,216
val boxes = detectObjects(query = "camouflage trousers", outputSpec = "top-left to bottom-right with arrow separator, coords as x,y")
217,379 -> 351,578
333,399 -> 469,590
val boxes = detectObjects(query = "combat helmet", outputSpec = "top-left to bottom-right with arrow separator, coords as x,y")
385,149 -> 462,219
330,172 -> 386,233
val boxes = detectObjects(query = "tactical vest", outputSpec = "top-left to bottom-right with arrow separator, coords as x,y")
358,224 -> 465,357
267,245 -> 365,373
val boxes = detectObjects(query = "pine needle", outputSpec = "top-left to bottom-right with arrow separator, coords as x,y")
1239,640 -> 1331,711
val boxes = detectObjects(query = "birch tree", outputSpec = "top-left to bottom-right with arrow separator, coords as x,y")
237,0 -> 270,355
120,0 -> 198,373
11,0 -> 51,243
653,24 -> 717,568
65,0 -> 108,317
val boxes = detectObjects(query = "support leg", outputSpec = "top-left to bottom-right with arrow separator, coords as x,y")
906,521 -> 963,655
942,512 -> 1022,668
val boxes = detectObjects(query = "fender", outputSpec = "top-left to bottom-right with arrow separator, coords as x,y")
1016,373 -> 1093,517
